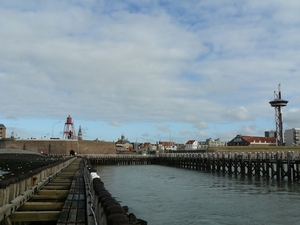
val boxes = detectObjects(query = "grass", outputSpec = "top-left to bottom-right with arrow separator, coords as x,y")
208,146 -> 300,153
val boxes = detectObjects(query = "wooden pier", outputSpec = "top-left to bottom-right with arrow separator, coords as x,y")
87,151 -> 300,182
87,154 -> 155,165
0,157 -> 133,225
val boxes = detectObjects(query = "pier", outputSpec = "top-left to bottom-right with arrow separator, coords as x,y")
87,151 -> 300,182
0,156 -> 134,225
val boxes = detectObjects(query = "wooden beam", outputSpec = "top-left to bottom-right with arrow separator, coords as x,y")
38,190 -> 69,195
42,185 -> 71,190
10,211 -> 61,222
30,195 -> 66,201
52,178 -> 72,182
18,202 -> 64,211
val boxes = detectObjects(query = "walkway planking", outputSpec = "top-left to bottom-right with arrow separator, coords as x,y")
7,158 -> 86,225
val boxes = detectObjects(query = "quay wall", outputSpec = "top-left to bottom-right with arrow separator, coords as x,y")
0,139 -> 116,155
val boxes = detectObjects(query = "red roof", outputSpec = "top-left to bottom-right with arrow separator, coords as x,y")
160,142 -> 174,147
186,140 -> 196,144
241,136 -> 276,143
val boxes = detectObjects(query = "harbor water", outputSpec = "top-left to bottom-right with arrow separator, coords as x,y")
94,164 -> 300,225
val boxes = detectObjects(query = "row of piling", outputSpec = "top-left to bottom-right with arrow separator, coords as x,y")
86,151 -> 300,182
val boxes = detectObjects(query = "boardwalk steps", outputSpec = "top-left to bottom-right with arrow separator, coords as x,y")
4,158 -> 87,224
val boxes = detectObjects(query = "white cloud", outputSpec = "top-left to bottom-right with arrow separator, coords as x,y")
223,106 -> 250,121
284,108 -> 300,128
1,1 -> 300,141
109,121 -> 122,127
155,125 -> 171,133
237,124 -> 259,136
193,122 -> 208,130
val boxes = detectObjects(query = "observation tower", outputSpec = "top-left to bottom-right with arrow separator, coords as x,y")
269,84 -> 288,146
63,115 -> 77,139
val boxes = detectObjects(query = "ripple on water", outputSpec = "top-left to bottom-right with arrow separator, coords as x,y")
95,165 -> 300,225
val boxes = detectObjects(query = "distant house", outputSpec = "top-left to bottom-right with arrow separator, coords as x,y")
227,135 -> 276,146
185,140 -> 198,150
0,124 -> 6,139
159,141 -> 177,151
115,134 -> 133,151
206,138 -> 227,147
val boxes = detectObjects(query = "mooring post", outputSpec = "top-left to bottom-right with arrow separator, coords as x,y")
206,153 -> 211,171
265,152 -> 270,179
255,152 -> 260,178
234,152 -> 238,176
216,152 -> 221,172
222,153 -> 226,174
228,152 -> 232,175
212,153 -> 215,173
241,152 -> 245,177
281,152 -> 285,179
287,151 -> 292,182
247,152 -> 252,178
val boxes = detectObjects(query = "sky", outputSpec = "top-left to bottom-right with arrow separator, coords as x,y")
1,0 -> 300,144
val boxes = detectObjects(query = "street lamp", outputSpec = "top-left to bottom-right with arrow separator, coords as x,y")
52,121 -> 61,138
10,123 -> 19,138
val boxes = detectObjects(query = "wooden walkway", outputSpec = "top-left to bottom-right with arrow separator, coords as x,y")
87,152 -> 300,182
6,158 -> 87,225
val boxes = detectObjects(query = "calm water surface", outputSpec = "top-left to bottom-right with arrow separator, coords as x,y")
94,165 -> 300,225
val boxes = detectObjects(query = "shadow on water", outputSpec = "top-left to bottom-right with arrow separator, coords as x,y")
211,171 -> 300,194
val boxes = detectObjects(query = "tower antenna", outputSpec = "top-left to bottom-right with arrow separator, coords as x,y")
269,84 -> 288,146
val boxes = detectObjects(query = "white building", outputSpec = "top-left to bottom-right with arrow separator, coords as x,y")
185,140 -> 198,150
198,138 -> 226,148
285,128 -> 300,146
265,130 -> 276,138
206,138 -> 227,147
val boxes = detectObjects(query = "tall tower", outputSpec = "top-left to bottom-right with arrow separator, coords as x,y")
78,125 -> 82,140
269,84 -> 288,146
63,115 -> 77,139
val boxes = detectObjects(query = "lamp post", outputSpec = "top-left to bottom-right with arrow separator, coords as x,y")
10,123 -> 18,138
52,121 -> 61,138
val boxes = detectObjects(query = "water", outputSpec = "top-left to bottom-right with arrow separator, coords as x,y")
94,165 -> 300,225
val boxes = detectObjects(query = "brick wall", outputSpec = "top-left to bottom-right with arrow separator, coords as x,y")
0,139 -> 116,155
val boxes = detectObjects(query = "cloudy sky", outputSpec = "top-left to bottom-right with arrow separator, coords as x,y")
1,0 -> 300,143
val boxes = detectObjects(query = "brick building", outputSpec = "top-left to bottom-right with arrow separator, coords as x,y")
0,124 -> 6,139
227,135 -> 276,146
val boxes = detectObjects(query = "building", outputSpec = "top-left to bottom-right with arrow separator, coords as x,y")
206,138 -> 227,147
78,125 -> 83,140
265,130 -> 276,138
227,135 -> 276,146
198,141 -> 208,149
185,140 -> 198,150
0,124 -> 6,139
115,134 -> 133,151
285,128 -> 300,146
198,138 -> 226,148
158,141 -> 177,151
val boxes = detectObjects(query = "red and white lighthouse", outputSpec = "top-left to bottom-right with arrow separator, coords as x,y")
63,115 -> 76,139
